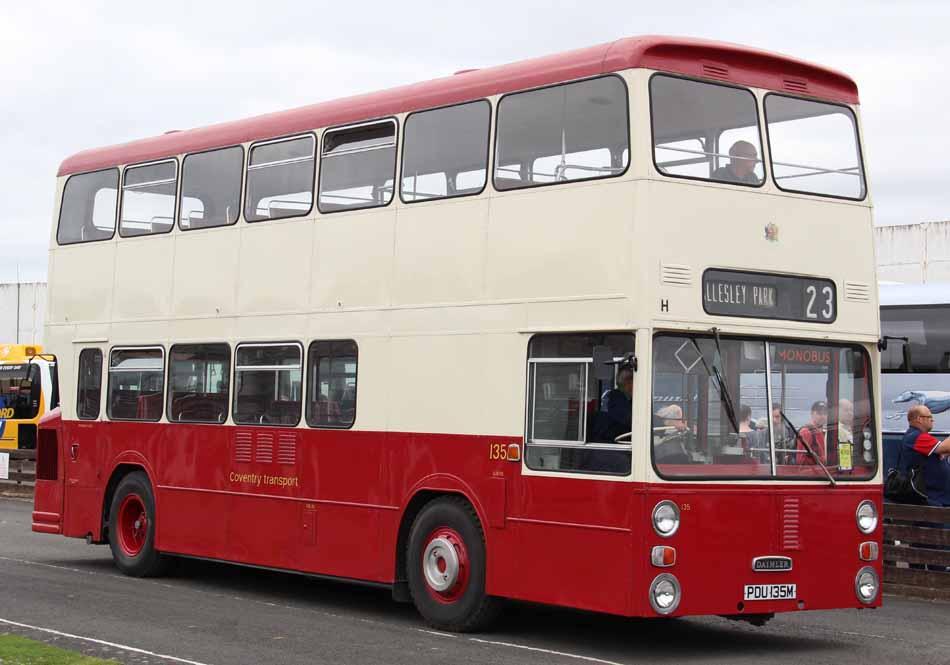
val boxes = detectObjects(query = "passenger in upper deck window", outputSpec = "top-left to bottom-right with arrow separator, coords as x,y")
711,140 -> 761,185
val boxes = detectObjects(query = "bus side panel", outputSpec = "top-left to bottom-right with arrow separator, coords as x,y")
61,420 -> 105,540
506,476 -> 636,615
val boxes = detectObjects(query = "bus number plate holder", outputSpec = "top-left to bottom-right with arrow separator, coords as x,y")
743,584 -> 796,601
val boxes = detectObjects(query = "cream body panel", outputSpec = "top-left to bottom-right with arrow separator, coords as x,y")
113,235 -> 173,320
485,180 -> 633,301
237,219 -> 313,314
310,209 -> 396,310
392,198 -> 488,305
173,229 -> 241,317
48,243 -> 116,324
386,332 -> 525,436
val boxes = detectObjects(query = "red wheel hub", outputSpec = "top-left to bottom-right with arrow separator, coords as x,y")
117,493 -> 148,557
421,527 -> 470,604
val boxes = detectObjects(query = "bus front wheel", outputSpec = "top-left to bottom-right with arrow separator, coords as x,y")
407,496 -> 500,631
108,472 -> 167,577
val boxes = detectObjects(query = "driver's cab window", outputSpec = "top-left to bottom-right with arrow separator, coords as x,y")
525,333 -> 634,475
651,74 -> 764,186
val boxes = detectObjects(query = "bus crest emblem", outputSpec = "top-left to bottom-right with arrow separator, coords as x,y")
764,223 -> 779,242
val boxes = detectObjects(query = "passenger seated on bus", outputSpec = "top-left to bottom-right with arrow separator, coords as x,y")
711,140 -> 760,185
593,364 -> 633,442
795,400 -> 828,465
653,404 -> 692,464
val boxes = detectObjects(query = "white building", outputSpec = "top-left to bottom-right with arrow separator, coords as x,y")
0,282 -> 47,345
875,220 -> 950,283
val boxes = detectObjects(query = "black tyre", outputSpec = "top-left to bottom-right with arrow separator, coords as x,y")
108,471 -> 167,577
407,496 -> 500,631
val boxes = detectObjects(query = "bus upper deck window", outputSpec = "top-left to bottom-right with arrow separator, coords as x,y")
57,168 -> 119,245
650,75 -> 764,187
120,160 -> 178,237
180,146 -> 244,230
494,76 -> 629,191
245,135 -> 315,222
765,94 -> 865,200
318,120 -> 397,213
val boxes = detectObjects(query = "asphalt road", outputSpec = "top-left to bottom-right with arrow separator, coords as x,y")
1,496 -> 949,665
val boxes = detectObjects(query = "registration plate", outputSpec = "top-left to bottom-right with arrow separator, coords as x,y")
743,584 -> 796,601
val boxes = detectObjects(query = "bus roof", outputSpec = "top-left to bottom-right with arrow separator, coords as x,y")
58,35 -> 859,178
879,283 -> 950,307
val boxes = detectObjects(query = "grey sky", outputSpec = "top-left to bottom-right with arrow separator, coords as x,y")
2,1 -> 947,282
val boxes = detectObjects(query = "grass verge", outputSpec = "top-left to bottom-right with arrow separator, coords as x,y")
0,634 -> 120,664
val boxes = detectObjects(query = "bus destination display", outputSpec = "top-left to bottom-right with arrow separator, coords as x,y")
703,269 -> 837,323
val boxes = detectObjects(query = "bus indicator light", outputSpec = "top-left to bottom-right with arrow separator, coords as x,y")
506,443 -> 521,462
651,546 -> 676,567
859,542 -> 878,561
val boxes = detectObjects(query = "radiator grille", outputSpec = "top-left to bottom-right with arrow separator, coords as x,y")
234,431 -> 253,463
277,432 -> 297,465
844,281 -> 871,302
782,497 -> 801,550
255,433 -> 274,463
661,263 -> 692,286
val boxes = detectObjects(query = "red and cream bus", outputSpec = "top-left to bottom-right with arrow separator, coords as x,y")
33,36 -> 882,630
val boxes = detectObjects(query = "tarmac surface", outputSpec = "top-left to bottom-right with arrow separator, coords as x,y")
1,495 -> 949,665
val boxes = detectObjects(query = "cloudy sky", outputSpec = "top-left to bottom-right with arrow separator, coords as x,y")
2,1 -> 946,282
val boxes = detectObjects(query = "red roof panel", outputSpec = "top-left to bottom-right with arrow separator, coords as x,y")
58,36 -> 859,177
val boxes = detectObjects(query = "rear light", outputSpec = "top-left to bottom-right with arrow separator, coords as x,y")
652,500 -> 680,537
859,542 -> 879,561
36,429 -> 58,481
855,567 -> 879,604
649,573 -> 681,614
651,546 -> 677,567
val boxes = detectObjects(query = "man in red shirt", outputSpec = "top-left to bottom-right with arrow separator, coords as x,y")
796,401 -> 828,465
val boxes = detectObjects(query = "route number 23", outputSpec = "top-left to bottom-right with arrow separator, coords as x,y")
805,285 -> 834,321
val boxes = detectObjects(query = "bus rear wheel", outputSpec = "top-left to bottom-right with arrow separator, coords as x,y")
108,472 -> 167,577
407,497 -> 500,631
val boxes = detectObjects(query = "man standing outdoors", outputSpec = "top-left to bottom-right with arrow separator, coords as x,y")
901,405 -> 950,507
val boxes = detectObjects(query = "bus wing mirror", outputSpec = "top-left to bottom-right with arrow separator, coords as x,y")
592,346 -> 615,381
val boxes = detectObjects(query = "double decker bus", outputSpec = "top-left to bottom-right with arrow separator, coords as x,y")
33,36 -> 882,630
880,283 -> 950,480
0,344 -> 57,450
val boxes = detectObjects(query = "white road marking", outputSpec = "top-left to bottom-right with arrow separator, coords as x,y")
469,637 -> 628,665
416,629 -> 457,638
0,617 -> 214,665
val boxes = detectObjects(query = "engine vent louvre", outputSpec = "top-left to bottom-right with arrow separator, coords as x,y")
844,281 -> 871,302
277,432 -> 297,465
255,432 -> 274,463
661,263 -> 692,286
702,61 -> 730,80
784,78 -> 809,94
234,431 -> 253,463
782,497 -> 801,550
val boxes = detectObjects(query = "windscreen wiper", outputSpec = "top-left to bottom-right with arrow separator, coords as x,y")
778,410 -> 836,486
690,330 -> 740,434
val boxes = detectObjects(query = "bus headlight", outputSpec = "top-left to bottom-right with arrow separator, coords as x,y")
856,501 -> 878,534
652,501 -> 680,537
855,567 -> 879,604
649,573 -> 681,615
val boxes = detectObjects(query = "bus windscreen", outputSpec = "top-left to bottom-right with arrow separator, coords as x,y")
0,364 -> 42,419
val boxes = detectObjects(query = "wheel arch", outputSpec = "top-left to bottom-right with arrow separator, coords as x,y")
392,474 -> 489,601
100,454 -> 155,544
